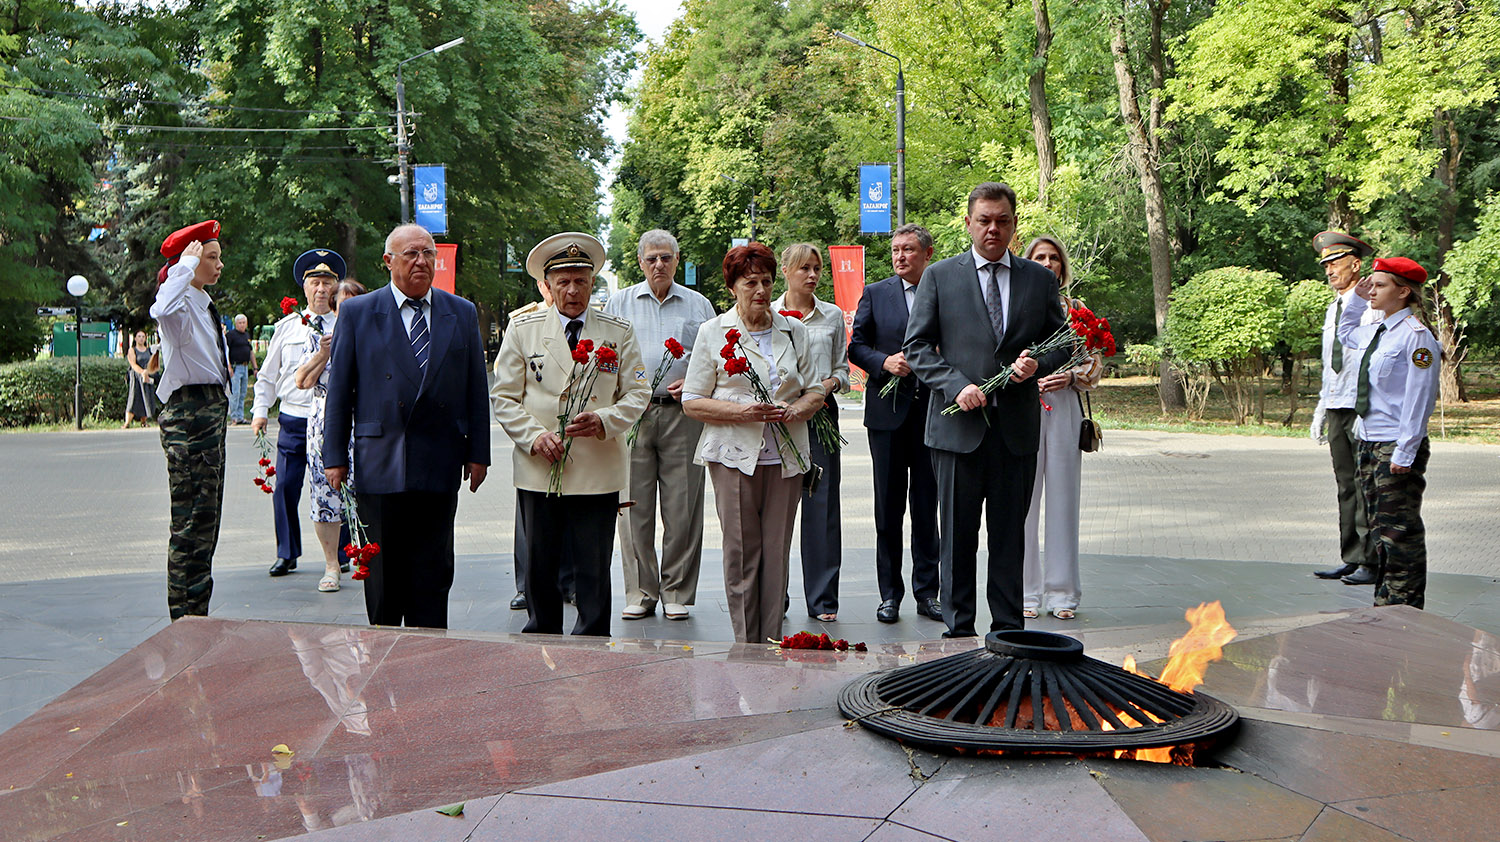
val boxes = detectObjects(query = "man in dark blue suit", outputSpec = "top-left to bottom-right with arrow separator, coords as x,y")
850,224 -> 942,625
323,224 -> 490,628
904,183 -> 1068,637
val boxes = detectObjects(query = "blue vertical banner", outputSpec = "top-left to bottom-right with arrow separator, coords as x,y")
414,165 -> 448,235
859,163 -> 892,235
685,261 -> 698,287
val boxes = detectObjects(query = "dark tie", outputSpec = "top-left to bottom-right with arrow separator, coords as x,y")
1354,323 -> 1386,417
983,262 -> 1005,342
206,299 -> 231,384
314,314 -> 324,333
566,318 -> 583,352
406,298 -> 429,373
1331,298 -> 1344,373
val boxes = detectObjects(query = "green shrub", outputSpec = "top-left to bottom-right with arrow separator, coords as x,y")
1165,267 -> 1287,424
0,358 -> 131,427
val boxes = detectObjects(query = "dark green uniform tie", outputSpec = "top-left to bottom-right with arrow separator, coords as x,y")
1354,323 -> 1386,417
1331,298 -> 1344,373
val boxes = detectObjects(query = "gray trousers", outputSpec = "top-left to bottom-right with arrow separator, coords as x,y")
1327,408 -> 1375,570
710,462 -> 800,644
619,402 -> 707,607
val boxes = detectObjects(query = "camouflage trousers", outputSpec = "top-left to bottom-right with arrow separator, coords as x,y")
1356,438 -> 1429,609
158,384 -> 228,620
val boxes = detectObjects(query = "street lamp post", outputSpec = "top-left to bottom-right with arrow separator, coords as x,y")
66,274 -> 88,430
395,37 -> 465,223
717,173 -> 757,241
834,31 -> 905,228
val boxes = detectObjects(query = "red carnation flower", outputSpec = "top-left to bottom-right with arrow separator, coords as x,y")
262,486 -> 273,494
778,309 -> 804,320
280,297 -> 299,316
724,328 -> 741,345
254,477 -> 265,486
595,346 -> 618,368
258,457 -> 270,467
264,466 -> 276,477
664,337 -> 685,359
724,357 -> 751,375
571,344 -> 589,364
343,543 -> 357,557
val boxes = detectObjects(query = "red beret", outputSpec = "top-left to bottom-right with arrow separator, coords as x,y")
1372,256 -> 1427,285
160,220 -> 221,260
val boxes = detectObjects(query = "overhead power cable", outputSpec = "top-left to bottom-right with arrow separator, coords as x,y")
0,82 -> 393,116
0,114 -> 389,133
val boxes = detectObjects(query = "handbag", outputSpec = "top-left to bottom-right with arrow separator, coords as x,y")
1078,391 -> 1102,453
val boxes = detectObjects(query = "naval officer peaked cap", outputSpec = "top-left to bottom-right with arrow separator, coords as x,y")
527,232 -> 605,282
292,248 -> 347,285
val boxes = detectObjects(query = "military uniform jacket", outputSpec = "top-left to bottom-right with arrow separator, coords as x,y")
491,306 -> 649,494
1337,296 -> 1441,468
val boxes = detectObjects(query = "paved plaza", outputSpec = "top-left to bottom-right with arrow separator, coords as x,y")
3,404 -> 1499,734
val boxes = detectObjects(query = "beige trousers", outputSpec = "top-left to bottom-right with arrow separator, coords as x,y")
709,462 -> 801,644
620,402 -> 707,607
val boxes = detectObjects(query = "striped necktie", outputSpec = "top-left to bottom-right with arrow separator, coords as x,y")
1354,323 -> 1386,417
406,298 -> 429,373
983,262 -> 1005,342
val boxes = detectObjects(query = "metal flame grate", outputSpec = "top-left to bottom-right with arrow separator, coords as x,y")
839,630 -> 1239,754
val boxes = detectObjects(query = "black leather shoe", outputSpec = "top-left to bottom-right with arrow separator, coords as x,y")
269,558 -> 296,577
564,592 -> 577,606
916,597 -> 943,620
876,599 -> 899,623
510,592 -> 528,610
1314,563 -> 1357,580
1342,567 -> 1378,585
339,562 -> 350,575
942,629 -> 978,639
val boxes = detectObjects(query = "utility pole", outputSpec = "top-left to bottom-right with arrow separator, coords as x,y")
834,31 -> 905,226
395,37 -> 465,223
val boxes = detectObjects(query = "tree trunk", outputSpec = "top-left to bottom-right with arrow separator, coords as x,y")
1324,33 -> 1357,230
1110,1 -> 1184,409
1431,108 -> 1467,402
338,192 -> 359,281
1029,0 -> 1056,204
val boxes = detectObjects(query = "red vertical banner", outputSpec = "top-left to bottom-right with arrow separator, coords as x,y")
433,243 -> 458,294
828,244 -> 867,392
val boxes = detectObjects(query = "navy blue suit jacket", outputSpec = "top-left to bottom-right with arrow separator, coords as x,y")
322,285 -> 491,495
903,251 -> 1067,455
850,275 -> 926,431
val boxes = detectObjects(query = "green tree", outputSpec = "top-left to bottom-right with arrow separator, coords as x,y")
1165,267 -> 1287,424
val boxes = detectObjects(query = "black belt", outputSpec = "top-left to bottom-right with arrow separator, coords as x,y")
649,396 -> 676,406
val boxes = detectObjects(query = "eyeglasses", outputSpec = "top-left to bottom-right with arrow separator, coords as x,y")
641,255 -> 676,265
393,248 -> 438,262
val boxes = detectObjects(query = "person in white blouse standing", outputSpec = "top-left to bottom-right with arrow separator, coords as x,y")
772,243 -> 850,624
252,250 -> 343,578
1020,237 -> 1102,621
1308,231 -> 1381,586
149,219 -> 231,619
1337,257 -> 1441,609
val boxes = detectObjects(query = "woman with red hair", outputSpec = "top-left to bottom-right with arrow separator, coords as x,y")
682,243 -> 826,643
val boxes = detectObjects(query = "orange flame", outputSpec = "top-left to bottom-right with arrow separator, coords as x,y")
1121,601 -> 1237,765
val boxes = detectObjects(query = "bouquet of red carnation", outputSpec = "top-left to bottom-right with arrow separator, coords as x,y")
279,296 -> 324,334
719,328 -> 808,472
778,630 -> 866,651
627,337 -> 687,447
252,430 -> 276,493
337,481 -> 380,581
549,340 -> 619,495
940,303 -> 1117,416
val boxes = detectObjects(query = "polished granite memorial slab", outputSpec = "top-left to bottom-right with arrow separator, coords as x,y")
3,606 -> 1497,841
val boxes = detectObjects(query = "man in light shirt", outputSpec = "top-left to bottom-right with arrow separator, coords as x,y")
604,230 -> 715,621
149,219 -> 231,619
253,249 -> 344,578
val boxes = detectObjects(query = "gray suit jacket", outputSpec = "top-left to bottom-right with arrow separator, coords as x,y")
903,250 -> 1067,455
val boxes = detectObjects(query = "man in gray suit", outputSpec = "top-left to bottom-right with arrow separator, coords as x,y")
904,182 -> 1069,637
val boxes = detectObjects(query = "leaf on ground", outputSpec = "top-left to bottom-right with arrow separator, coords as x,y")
541,647 -> 556,671
435,802 -> 465,817
270,744 -> 294,756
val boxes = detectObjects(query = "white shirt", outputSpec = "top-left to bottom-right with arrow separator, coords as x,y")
253,308 -> 335,420
770,293 -> 851,393
1318,286 -> 1382,410
390,283 -> 434,333
148,255 -> 230,402
972,247 -> 1012,334
1337,296 -> 1442,468
604,281 -> 716,397
902,279 -> 917,314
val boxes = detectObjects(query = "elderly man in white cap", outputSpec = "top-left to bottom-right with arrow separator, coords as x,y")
491,232 -> 649,636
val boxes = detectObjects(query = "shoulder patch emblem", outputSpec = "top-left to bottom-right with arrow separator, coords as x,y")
633,365 -> 648,382
1412,347 -> 1433,369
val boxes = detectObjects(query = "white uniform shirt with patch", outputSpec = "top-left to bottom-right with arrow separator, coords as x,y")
1337,296 -> 1442,468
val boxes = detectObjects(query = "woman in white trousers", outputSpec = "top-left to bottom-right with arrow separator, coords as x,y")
1022,237 -> 1102,620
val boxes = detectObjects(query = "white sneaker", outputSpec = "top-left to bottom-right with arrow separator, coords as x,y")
621,602 -> 654,619
663,603 -> 689,620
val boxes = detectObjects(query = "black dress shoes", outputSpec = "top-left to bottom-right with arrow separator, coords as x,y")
876,599 -> 899,623
510,592 -> 528,610
269,558 -> 296,577
339,562 -> 350,575
916,597 -> 943,620
1314,563 -> 1358,580
1342,567 -> 1378,585
941,629 -> 978,639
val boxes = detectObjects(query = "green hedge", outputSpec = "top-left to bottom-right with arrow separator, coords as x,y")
0,358 -> 132,427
